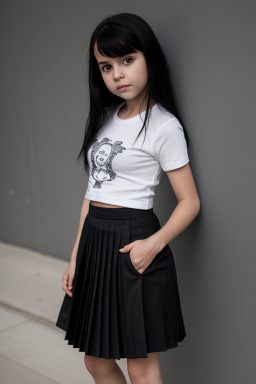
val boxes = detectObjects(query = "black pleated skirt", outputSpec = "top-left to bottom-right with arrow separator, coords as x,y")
56,203 -> 186,359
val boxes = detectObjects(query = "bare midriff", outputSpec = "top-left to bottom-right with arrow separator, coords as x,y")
90,200 -> 125,208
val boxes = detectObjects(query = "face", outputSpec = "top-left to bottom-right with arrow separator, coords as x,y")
94,42 -> 148,102
94,143 -> 111,166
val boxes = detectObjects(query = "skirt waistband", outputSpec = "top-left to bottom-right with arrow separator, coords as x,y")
88,203 -> 154,220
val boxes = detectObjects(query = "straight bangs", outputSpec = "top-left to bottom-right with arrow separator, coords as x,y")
95,24 -> 143,58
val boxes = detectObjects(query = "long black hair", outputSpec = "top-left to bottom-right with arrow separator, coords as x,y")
77,13 -> 190,173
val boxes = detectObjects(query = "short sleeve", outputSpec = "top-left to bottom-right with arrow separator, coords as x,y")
153,118 -> 189,171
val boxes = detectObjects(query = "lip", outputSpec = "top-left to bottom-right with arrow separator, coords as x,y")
117,84 -> 130,91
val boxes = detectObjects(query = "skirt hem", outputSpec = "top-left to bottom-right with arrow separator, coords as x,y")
64,336 -> 186,360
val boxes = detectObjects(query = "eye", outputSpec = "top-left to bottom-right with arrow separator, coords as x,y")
123,57 -> 134,65
101,57 -> 134,72
102,64 -> 112,72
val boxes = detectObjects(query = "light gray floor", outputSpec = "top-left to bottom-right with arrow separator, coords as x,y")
0,241 -> 131,384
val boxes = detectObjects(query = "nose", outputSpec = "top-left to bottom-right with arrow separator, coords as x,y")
112,65 -> 124,80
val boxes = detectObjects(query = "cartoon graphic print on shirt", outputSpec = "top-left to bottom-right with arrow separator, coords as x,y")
90,137 -> 126,188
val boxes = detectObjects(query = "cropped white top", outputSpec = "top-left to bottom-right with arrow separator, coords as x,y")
84,102 -> 190,209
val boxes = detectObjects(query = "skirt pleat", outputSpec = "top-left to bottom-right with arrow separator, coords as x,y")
56,204 -> 186,359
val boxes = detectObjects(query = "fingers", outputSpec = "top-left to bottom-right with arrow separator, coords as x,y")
62,273 -> 73,297
119,241 -> 135,252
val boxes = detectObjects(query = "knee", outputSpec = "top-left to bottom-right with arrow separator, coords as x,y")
127,364 -> 148,384
127,353 -> 162,384
84,354 -> 116,376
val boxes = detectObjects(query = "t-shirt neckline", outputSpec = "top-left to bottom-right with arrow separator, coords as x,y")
114,102 -> 159,124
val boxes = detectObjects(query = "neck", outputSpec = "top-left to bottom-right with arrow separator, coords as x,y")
121,98 -> 156,115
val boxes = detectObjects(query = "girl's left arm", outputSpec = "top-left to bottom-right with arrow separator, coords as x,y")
148,162 -> 200,253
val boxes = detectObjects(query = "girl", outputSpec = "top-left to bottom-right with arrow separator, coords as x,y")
56,12 -> 200,384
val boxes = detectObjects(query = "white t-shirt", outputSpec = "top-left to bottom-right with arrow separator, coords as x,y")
84,101 -> 189,209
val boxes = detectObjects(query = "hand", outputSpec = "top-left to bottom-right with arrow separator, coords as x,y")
62,260 -> 76,297
119,238 -> 157,274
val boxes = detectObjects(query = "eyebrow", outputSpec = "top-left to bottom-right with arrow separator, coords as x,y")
98,60 -> 110,65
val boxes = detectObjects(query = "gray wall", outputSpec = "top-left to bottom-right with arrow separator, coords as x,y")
1,0 -> 255,382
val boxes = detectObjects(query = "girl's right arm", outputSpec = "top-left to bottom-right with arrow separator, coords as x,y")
62,197 -> 90,297
70,197 -> 91,263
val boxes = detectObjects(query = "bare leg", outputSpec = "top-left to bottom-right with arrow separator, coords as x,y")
127,352 -> 163,384
84,354 -> 127,384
